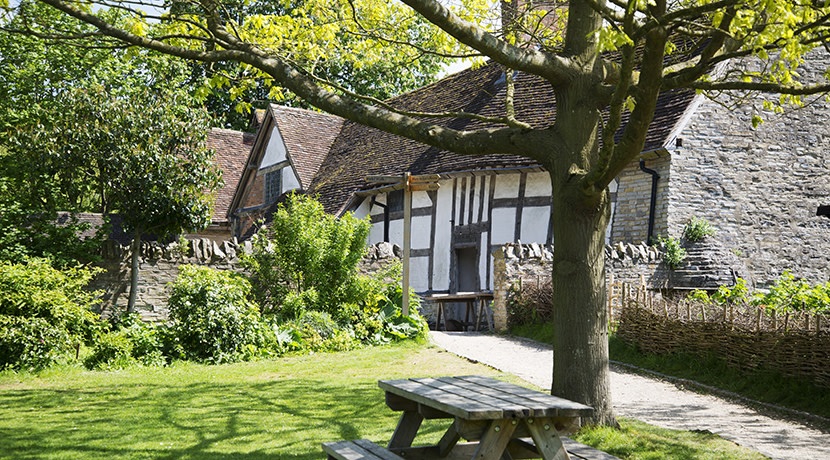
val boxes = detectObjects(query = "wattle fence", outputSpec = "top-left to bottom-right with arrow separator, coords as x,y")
615,285 -> 830,389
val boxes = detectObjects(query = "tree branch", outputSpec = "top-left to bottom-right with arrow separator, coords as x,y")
398,0 -> 573,83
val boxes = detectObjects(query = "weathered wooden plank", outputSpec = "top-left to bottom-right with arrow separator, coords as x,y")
354,440 -> 406,460
437,421 -> 462,456
421,377 -> 528,418
561,438 -> 621,460
379,379 -> 499,419
459,376 -> 594,417
472,419 -> 519,460
388,411 -> 423,449
322,440 -> 402,460
385,392 -> 418,412
525,418 -> 570,460
434,376 -> 541,417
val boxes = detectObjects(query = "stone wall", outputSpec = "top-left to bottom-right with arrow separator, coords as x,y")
91,238 -> 248,322
666,49 -> 830,286
91,239 -> 401,322
491,242 -> 666,331
612,155 -> 671,244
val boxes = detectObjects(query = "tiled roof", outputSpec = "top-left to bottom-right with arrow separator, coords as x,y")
269,105 -> 345,189
208,128 -> 256,222
307,61 -> 696,214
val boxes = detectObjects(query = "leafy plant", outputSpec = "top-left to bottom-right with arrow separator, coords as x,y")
659,236 -> 687,270
242,193 -> 370,322
0,316 -> 71,370
167,265 -> 267,363
683,216 -> 716,242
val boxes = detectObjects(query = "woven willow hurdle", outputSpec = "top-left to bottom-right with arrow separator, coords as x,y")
616,289 -> 830,389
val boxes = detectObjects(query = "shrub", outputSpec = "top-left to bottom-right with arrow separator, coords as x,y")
167,265 -> 267,363
507,276 -> 553,328
84,313 -> 165,369
0,315 -> 71,370
84,331 -> 134,370
683,216 -> 716,242
0,258 -> 103,369
242,193 -> 370,322
659,236 -> 687,269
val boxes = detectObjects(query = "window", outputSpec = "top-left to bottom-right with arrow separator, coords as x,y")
265,169 -> 281,203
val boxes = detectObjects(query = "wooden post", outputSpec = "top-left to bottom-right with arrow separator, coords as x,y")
402,172 -> 412,317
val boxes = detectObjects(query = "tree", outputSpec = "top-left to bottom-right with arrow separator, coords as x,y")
20,0 -> 830,424
4,84 -> 221,313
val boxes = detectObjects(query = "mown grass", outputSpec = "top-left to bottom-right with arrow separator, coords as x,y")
511,322 -> 830,421
1,341 -> 765,460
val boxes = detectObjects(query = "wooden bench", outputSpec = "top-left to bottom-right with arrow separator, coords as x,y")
322,438 -> 620,460
323,440 -> 403,460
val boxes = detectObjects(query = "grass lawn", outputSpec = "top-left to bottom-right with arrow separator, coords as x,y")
0,342 -> 765,460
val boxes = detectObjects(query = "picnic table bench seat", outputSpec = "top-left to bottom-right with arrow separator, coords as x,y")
323,440 -> 403,460
322,438 -> 620,460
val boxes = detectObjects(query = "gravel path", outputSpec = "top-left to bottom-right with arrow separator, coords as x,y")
429,331 -> 830,460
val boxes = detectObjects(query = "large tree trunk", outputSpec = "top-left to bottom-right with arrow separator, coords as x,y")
544,66 -> 616,426
549,180 -> 616,426
127,232 -> 141,313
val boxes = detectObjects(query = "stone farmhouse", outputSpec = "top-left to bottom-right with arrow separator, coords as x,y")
214,53 -> 830,295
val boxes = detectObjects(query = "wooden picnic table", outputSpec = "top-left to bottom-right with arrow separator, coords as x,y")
378,375 -> 594,460
424,292 -> 494,331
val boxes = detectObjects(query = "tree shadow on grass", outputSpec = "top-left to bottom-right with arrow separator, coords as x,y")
0,376 -> 448,460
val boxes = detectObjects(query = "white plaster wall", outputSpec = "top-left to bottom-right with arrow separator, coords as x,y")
411,215 -> 432,249
280,166 -> 301,194
260,128 -> 287,169
413,191 -> 432,208
520,206 -> 549,243
352,199 -> 371,220
410,256 -> 429,292
368,223 -> 384,244
525,172 -> 552,197
389,219 -> 403,247
481,176 -> 491,219
432,180 -> 454,291
494,174 -> 520,199
470,177 -> 482,223
491,208 -> 516,245
479,232 -> 490,290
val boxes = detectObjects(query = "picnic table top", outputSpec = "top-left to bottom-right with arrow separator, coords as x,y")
423,292 -> 494,302
378,375 -> 593,421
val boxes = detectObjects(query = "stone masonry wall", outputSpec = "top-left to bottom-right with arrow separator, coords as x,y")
612,155 -> 671,244
666,49 -> 830,286
91,238 -> 248,322
491,242 -> 666,331
91,239 -> 401,322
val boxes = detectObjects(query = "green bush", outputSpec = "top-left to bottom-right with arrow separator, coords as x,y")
84,313 -> 165,369
0,315 -> 71,370
84,331 -> 134,370
242,193 -> 370,322
659,236 -> 687,269
683,216 -> 716,242
167,265 -> 268,363
0,258 -> 103,369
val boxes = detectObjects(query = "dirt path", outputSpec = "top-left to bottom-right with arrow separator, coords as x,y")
429,331 -> 830,460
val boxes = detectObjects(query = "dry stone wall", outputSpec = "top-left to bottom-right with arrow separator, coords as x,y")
91,238 -> 248,322
491,242 -> 667,331
92,239 -> 401,322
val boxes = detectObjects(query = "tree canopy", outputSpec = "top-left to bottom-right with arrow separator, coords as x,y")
5,0 -> 830,424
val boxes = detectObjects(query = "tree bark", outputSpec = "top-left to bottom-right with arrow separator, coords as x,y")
549,180 -> 616,427
127,232 -> 141,313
